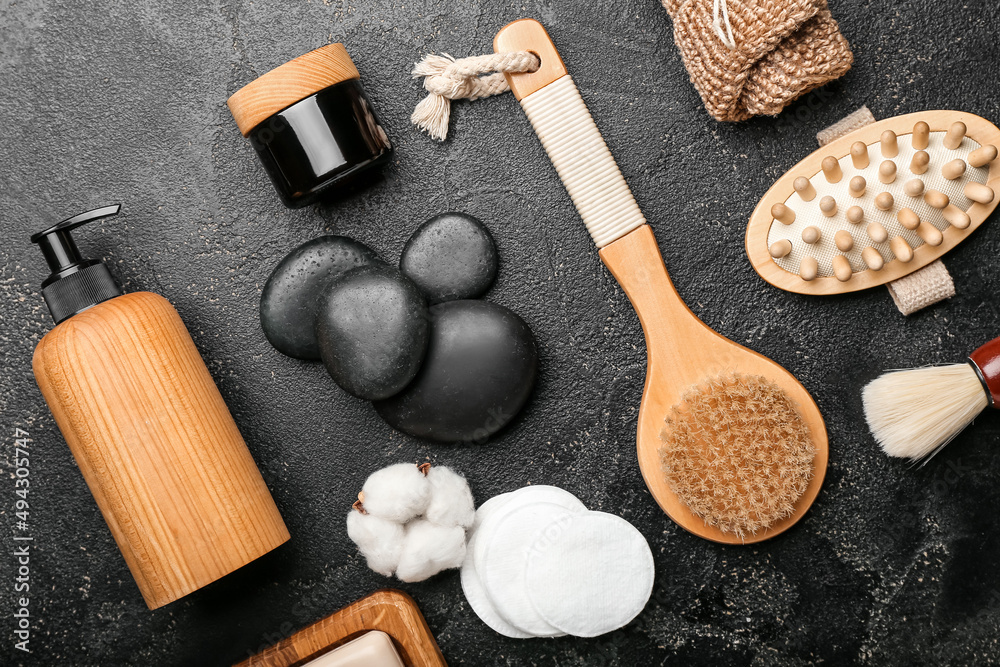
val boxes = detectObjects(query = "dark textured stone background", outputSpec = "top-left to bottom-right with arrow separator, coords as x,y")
2,0 -> 999,665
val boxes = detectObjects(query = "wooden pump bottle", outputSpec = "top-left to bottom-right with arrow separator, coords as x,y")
30,205 -> 289,609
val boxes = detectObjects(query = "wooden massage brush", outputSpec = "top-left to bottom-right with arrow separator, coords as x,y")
494,19 -> 828,544
747,112 -> 1000,297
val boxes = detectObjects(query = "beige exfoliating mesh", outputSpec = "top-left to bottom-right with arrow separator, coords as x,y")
766,131 -> 988,278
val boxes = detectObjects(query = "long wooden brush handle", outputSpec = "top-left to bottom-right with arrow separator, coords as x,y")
495,19 -> 700,339
494,20 -> 646,248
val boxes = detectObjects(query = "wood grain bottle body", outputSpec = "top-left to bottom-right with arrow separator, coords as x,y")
32,291 -> 289,609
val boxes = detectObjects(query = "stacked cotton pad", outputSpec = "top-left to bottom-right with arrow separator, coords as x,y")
461,485 -> 655,638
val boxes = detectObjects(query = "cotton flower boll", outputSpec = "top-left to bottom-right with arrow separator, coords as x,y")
346,510 -> 406,577
361,463 -> 431,523
395,519 -> 467,583
424,465 -> 475,529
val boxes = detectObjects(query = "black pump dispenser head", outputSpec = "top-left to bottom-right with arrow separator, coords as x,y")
31,204 -> 124,324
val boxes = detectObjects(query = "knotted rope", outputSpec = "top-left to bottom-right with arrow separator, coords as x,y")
411,51 -> 540,141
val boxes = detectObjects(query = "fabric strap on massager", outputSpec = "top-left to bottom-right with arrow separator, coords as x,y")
817,106 -> 956,316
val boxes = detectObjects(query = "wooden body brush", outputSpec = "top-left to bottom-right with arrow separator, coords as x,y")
747,111 -> 1000,294
863,337 -> 1000,460
495,19 -> 828,544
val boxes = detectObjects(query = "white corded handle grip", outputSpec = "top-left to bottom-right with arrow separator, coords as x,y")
495,20 -> 647,248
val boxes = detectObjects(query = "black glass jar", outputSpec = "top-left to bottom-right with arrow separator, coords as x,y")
228,44 -> 392,208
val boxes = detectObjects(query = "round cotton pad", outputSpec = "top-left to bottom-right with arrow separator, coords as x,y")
525,511 -> 654,638
478,501 -> 577,637
472,485 -> 587,584
506,484 -> 589,510
460,493 -> 533,639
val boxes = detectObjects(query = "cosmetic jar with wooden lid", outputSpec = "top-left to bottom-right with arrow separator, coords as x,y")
228,44 -> 392,208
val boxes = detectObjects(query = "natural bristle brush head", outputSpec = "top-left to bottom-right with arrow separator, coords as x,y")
659,374 -> 815,538
863,364 -> 988,460
747,111 -> 1000,295
863,337 -> 1000,460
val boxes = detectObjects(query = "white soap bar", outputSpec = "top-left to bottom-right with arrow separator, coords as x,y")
303,630 -> 404,667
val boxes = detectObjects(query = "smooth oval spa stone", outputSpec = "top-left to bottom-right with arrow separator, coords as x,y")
374,300 -> 537,442
399,212 -> 498,304
260,236 -> 383,360
315,264 -> 429,400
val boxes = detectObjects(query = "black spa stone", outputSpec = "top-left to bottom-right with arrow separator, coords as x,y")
315,264 -> 429,401
399,212 -> 498,304
374,300 -> 537,443
260,236 -> 383,360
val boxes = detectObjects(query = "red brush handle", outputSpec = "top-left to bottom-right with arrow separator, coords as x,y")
969,336 -> 1000,407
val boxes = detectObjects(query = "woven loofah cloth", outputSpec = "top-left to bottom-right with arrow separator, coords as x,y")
662,0 -> 854,121
659,373 -> 815,537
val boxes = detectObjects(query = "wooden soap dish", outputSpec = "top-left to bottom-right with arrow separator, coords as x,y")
235,589 -> 446,667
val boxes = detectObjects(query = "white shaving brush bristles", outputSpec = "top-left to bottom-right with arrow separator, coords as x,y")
862,364 -> 990,460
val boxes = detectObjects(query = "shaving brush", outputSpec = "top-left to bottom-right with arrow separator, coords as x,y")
863,337 -> 1000,459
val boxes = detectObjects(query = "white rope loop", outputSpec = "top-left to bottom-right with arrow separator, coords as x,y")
712,0 -> 737,50
411,51 -> 540,141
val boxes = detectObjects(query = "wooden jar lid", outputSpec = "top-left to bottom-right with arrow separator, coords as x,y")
227,44 -> 360,136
